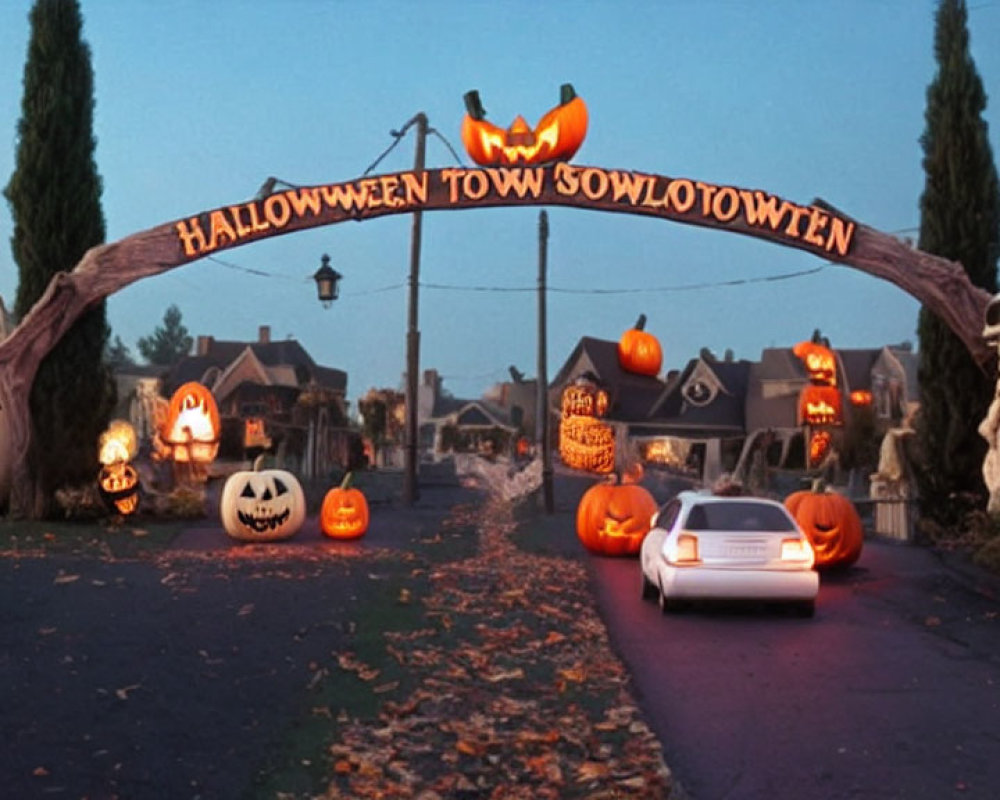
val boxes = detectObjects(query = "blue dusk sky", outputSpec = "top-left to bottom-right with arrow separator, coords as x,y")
1,1 -> 999,412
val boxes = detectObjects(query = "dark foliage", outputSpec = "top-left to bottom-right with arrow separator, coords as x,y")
914,0 -> 1000,526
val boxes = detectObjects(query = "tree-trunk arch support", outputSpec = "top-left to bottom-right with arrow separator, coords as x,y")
0,163 -> 992,515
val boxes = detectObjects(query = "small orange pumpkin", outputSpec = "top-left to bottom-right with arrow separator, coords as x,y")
461,83 -> 588,166
618,314 -> 662,377
784,479 -> 863,568
320,472 -> 370,540
576,473 -> 658,557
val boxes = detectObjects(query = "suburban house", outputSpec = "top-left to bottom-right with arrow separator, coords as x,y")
547,334 -> 920,487
417,369 -> 517,459
117,325 -> 358,477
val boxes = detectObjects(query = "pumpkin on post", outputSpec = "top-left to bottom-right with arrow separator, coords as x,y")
461,83 -> 588,166
617,314 -> 662,377
220,456 -> 305,542
576,467 -> 658,557
97,420 -> 141,516
320,472 -> 370,540
784,479 -> 863,569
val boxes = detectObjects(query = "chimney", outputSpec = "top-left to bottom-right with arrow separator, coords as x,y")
258,325 -> 271,344
196,335 -> 214,355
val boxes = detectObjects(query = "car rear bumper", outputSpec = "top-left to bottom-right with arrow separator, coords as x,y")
659,565 -> 819,601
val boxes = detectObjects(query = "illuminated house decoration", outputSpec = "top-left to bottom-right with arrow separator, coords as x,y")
808,430 -> 832,465
461,83 -> 588,166
850,390 -> 873,406
160,381 -> 221,464
617,314 -> 663,377
799,385 -> 843,426
793,340 -> 837,386
559,374 -> 615,474
97,419 -> 141,516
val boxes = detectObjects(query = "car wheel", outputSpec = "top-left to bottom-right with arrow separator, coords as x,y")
641,570 -> 658,601
658,587 -> 682,614
794,600 -> 816,618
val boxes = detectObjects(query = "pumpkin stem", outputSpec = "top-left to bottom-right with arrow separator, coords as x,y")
252,453 -> 266,472
811,477 -> 827,494
340,471 -> 354,490
560,83 -> 577,104
464,89 -> 486,120
634,313 -> 647,331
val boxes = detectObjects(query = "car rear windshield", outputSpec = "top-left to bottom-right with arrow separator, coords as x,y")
684,502 -> 797,533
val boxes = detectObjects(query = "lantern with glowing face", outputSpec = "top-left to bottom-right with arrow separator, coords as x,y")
97,420 -> 141,515
808,430 -> 832,466
793,341 -> 837,386
320,473 -> 370,540
784,480 -> 863,568
576,472 -> 658,557
461,84 -> 588,166
559,375 -> 615,473
618,314 -> 662,377
799,385 -> 843,426
162,382 -> 221,463
220,458 -> 306,542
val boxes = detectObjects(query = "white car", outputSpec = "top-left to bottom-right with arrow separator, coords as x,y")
640,491 -> 819,616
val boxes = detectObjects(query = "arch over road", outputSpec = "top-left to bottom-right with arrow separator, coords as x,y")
0,164 -> 992,514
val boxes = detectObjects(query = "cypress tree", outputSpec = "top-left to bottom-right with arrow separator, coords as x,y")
914,0 -> 1000,526
3,0 -> 114,516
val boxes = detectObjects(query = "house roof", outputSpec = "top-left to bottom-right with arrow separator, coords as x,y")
550,337 -> 667,422
836,349 -> 881,393
162,338 -> 346,396
646,356 -> 752,435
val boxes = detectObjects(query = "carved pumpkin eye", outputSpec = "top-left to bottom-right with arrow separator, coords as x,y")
241,483 -> 256,499
273,477 -> 288,496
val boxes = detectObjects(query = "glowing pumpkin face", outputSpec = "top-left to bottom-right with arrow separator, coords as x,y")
99,420 -> 138,465
461,83 -> 588,166
220,460 -> 305,542
576,477 -> 658,556
320,473 -> 370,540
793,341 -> 837,386
617,314 -> 662,377
784,482 -> 863,568
98,462 -> 141,516
162,382 -> 221,463
800,385 -> 843,426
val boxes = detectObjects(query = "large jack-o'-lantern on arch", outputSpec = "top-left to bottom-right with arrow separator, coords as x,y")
0,80 -> 988,519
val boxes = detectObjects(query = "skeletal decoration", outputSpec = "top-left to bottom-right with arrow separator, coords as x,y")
979,293 -> 1000,514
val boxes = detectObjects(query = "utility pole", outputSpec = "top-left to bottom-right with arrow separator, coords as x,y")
403,113 -> 427,506
537,210 -> 554,512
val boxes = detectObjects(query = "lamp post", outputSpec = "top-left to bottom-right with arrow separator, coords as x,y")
313,254 -> 342,307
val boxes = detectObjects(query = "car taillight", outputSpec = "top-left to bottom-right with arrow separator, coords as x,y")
781,537 -> 815,567
667,532 -> 701,565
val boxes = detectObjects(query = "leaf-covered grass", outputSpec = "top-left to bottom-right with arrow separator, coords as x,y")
0,518 -> 185,559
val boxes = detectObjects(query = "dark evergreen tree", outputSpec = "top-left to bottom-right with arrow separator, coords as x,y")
3,0 -> 114,516
105,335 -> 136,371
914,0 -> 1000,526
137,304 -> 193,366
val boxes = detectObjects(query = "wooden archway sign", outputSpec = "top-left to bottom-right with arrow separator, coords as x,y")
0,163 -> 991,514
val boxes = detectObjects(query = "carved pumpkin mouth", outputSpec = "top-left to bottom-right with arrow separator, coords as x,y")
237,508 -> 291,533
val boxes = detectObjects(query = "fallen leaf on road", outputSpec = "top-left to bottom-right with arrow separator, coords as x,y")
237,603 -> 255,616
115,684 -> 141,700
53,572 -> 80,585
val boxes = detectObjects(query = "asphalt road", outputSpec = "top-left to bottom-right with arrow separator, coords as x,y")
587,536 -> 1000,800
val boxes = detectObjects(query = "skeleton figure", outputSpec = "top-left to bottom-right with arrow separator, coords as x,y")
979,294 -> 1000,514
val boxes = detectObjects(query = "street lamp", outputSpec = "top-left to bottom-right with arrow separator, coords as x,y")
313,254 -> 342,308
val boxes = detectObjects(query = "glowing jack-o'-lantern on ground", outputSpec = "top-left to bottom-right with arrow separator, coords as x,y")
97,419 -> 141,515
784,479 -> 863,569
559,375 -> 615,474
161,382 -> 221,464
320,472 -> 370,540
461,83 -> 588,166
220,456 -> 306,542
793,340 -> 837,386
617,314 -> 663,377
576,467 -> 658,556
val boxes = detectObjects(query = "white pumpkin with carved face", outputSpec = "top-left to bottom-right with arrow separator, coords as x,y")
220,461 -> 305,541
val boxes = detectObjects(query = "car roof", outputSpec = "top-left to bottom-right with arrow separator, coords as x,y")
675,490 -> 787,509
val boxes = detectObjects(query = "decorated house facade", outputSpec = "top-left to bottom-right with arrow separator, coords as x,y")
137,325 -> 357,477
548,335 -> 919,488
